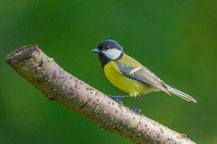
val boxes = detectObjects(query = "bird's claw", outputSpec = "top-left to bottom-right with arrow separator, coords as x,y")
107,95 -> 123,104
132,109 -> 142,116
113,98 -> 123,105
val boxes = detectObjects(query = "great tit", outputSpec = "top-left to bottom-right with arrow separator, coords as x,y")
92,39 -> 196,111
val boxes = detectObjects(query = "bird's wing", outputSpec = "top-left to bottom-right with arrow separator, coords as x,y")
115,62 -> 170,94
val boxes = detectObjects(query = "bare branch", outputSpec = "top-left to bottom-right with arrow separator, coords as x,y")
5,45 -> 196,144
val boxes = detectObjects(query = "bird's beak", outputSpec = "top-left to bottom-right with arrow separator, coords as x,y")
91,48 -> 100,53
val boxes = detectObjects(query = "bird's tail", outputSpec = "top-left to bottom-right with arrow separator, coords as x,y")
166,85 -> 197,103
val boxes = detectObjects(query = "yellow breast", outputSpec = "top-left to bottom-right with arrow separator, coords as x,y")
103,61 -> 150,96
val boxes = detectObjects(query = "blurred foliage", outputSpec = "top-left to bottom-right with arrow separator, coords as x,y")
0,0 -> 217,143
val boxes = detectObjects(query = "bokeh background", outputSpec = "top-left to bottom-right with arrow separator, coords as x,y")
1,0 -> 217,143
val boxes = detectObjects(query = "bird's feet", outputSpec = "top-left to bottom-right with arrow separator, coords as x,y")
107,94 -> 143,115
132,109 -> 142,116
107,95 -> 123,104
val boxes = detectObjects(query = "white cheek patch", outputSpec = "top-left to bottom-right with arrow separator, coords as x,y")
102,49 -> 122,60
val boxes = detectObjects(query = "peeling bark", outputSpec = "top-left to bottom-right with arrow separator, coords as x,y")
5,45 -> 196,144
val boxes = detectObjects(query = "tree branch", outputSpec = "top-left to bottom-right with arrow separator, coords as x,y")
5,45 -> 196,144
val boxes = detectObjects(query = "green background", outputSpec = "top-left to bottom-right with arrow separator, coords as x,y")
1,0 -> 217,143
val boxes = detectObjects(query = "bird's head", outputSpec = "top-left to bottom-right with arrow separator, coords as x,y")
92,40 -> 124,61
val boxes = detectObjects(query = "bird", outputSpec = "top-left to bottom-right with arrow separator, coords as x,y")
92,39 -> 197,112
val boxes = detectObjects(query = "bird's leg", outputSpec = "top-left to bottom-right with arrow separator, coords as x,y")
107,94 -> 133,104
132,96 -> 142,115
108,95 -> 133,99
